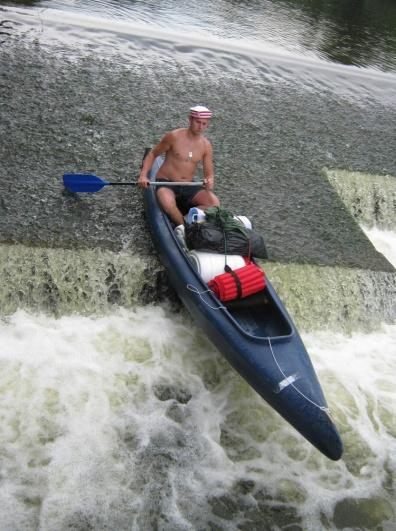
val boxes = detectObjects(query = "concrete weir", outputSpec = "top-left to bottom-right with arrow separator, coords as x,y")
1,32 -> 395,275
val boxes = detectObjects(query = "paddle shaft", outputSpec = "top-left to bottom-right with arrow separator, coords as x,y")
108,181 -> 203,187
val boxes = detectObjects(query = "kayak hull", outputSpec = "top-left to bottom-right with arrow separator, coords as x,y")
144,157 -> 343,461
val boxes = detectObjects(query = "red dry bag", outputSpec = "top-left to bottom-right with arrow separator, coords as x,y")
208,261 -> 266,302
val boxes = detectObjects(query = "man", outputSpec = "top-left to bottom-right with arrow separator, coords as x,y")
138,105 -> 220,228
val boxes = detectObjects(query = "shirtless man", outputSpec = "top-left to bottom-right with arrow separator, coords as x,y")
138,105 -> 220,227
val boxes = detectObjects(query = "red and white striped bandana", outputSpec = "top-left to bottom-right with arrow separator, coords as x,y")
189,105 -> 213,119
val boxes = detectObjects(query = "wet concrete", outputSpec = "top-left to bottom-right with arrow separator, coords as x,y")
0,37 -> 395,271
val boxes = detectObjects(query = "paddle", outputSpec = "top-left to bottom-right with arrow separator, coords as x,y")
63,173 -> 204,193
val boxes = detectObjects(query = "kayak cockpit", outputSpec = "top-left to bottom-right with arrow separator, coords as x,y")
223,289 -> 293,338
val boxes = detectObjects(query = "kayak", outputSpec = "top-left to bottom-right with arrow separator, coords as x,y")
144,154 -> 343,461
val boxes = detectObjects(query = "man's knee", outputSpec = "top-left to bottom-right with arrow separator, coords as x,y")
192,190 -> 220,208
157,188 -> 176,207
209,193 -> 220,206
202,191 -> 220,207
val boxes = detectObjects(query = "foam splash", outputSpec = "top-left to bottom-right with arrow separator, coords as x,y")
1,221 -> 396,528
0,306 -> 394,529
363,226 -> 396,268
0,307 -> 235,529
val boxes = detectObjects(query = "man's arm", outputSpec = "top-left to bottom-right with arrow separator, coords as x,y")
202,140 -> 214,191
138,132 -> 173,188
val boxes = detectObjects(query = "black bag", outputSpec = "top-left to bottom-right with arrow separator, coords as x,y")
185,222 -> 268,258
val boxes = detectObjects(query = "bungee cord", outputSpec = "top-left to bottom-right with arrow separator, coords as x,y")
187,283 -> 331,416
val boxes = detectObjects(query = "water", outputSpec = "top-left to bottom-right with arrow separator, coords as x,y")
0,267 -> 395,529
1,0 -> 396,529
3,0 -> 396,71
364,227 -> 396,267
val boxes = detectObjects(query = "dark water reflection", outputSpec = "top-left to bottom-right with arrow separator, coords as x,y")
2,0 -> 396,71
280,0 -> 396,69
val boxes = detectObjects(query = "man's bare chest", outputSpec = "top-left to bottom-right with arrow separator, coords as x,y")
171,139 -> 204,163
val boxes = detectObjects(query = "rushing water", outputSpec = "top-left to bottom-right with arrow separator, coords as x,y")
1,0 -> 396,529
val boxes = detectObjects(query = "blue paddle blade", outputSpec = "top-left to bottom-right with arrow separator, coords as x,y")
63,173 -> 110,193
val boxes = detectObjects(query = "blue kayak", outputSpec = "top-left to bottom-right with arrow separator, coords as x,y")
144,155 -> 343,461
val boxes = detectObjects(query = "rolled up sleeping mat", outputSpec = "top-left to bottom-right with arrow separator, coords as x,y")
187,251 -> 245,283
233,215 -> 252,230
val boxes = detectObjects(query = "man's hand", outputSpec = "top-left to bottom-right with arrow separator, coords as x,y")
138,173 -> 150,188
203,176 -> 214,191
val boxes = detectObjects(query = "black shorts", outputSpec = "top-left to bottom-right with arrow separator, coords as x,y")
156,179 -> 204,213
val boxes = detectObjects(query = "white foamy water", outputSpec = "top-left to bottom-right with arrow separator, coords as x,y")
363,226 -> 396,268
0,287 -> 395,527
0,307 -> 230,529
0,231 -> 395,529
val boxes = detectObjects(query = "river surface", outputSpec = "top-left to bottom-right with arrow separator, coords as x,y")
0,1 -> 396,530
